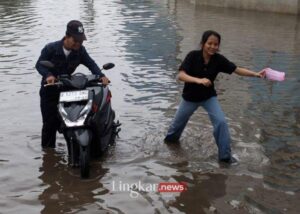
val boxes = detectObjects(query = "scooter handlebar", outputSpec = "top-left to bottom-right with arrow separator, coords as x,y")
43,82 -> 63,87
44,77 -> 110,88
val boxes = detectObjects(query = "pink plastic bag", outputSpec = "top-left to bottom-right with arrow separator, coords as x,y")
264,68 -> 285,81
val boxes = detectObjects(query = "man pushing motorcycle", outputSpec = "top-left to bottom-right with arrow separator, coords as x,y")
36,20 -> 110,149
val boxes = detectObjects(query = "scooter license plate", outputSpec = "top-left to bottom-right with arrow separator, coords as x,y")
59,90 -> 89,102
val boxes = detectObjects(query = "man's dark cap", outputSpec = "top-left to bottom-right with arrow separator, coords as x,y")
66,20 -> 87,42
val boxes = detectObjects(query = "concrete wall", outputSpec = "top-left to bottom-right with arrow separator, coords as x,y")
189,0 -> 299,14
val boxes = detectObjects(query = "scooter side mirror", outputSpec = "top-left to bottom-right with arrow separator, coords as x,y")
40,60 -> 55,68
102,63 -> 115,70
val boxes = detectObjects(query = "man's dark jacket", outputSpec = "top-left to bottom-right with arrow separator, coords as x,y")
36,39 -> 104,85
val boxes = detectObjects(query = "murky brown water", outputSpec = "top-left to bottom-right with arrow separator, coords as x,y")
0,0 -> 299,213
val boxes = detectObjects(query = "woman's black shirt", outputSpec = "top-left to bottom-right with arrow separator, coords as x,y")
179,50 -> 237,102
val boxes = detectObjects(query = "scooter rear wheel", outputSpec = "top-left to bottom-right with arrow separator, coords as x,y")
80,146 -> 90,178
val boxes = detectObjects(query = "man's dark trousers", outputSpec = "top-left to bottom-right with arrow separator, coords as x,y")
40,86 -> 60,148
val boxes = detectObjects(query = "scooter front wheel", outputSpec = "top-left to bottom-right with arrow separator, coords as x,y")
80,145 -> 90,178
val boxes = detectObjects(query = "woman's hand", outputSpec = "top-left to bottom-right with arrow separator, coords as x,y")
177,71 -> 211,86
196,78 -> 212,87
256,69 -> 266,78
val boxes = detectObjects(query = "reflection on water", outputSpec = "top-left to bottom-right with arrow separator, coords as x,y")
39,150 -> 109,213
168,173 -> 227,213
0,0 -> 300,213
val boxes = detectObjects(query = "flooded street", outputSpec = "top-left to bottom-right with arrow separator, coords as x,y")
0,0 -> 300,213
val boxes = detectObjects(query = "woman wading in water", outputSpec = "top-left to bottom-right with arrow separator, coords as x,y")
165,30 -> 265,164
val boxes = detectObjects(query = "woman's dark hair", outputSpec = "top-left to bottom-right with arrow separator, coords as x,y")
200,30 -> 221,46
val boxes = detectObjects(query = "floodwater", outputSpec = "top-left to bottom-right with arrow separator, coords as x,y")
0,0 -> 299,213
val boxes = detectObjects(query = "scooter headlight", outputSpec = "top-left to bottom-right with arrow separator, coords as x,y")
58,104 -> 68,117
79,100 -> 92,117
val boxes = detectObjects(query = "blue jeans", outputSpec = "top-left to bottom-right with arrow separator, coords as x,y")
165,96 -> 231,160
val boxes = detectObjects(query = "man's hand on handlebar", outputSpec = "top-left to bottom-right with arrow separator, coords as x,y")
46,75 -> 57,85
100,76 -> 110,86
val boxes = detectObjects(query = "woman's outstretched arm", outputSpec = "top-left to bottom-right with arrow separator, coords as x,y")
234,67 -> 265,78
